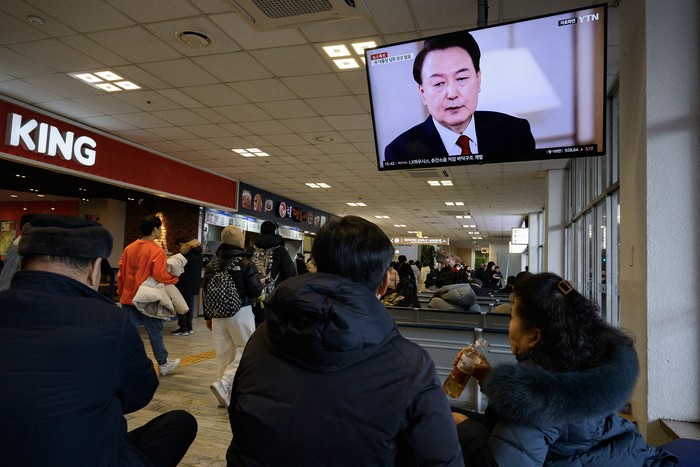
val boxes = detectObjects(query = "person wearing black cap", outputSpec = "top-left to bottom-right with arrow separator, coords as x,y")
0,214 -> 197,466
249,220 -> 297,326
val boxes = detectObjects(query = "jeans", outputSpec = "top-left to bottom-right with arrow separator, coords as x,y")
124,304 -> 168,365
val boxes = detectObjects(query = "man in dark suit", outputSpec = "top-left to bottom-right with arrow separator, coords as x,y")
385,30 -> 535,165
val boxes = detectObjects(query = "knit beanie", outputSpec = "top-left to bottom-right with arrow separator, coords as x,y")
221,225 -> 244,247
19,214 -> 113,259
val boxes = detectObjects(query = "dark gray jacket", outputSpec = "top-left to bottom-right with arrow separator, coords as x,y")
457,344 -> 677,466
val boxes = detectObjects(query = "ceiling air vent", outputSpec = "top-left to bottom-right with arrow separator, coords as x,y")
228,0 -> 368,30
403,168 -> 453,179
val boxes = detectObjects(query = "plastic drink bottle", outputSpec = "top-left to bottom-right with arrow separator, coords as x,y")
443,337 -> 488,398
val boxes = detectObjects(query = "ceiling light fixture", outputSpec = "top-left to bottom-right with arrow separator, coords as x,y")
393,224 -> 407,227
346,202 -> 366,207
333,58 -> 359,69
374,215 -> 390,219
428,180 -> 453,186
69,70 -> 141,92
232,148 -> 269,157
322,39 -> 377,71
26,15 -> 44,25
314,136 -> 334,143
306,182 -> 331,189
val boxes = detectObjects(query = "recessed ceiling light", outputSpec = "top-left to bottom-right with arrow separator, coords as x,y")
115,81 -> 141,90
10,194 -> 18,198
351,41 -> 377,54
95,83 -> 121,92
393,224 -> 407,227
26,15 -> 44,25
74,73 -> 102,84
307,182 -> 331,189
36,194 -> 45,198
94,71 -> 122,81
334,58 -> 360,70
374,215 -> 390,219
232,148 -> 269,157
315,136 -> 334,143
441,180 -> 453,186
323,44 -> 351,57
445,202 -> 455,206
428,181 -> 440,186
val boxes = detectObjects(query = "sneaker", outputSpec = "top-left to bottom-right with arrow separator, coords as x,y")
158,358 -> 181,376
170,328 -> 187,336
210,381 -> 230,408
187,329 -> 195,335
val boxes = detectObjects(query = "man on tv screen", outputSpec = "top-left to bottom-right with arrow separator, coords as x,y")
384,30 -> 536,164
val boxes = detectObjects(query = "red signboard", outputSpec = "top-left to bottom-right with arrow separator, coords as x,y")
0,98 -> 237,210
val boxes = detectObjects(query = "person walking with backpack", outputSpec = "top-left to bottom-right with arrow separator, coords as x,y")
250,221 -> 297,327
203,226 -> 262,408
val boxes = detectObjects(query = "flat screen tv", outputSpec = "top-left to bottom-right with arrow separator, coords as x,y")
366,4 -> 607,171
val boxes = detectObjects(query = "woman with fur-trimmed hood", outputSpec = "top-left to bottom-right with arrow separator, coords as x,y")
453,272 -> 677,466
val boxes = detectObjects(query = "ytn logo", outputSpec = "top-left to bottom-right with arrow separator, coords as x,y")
5,112 -> 97,166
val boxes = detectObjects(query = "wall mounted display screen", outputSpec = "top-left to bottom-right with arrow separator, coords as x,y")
366,5 -> 607,171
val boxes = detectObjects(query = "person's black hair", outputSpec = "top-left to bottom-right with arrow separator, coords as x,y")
174,237 -> 188,246
139,215 -> 161,236
505,275 -> 516,285
412,30 -> 481,84
398,255 -> 407,263
311,215 -> 393,292
513,272 -> 633,372
19,213 -> 38,229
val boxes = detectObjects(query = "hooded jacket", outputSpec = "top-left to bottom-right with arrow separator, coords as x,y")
226,273 -> 463,466
427,283 -> 481,313
457,343 -> 678,466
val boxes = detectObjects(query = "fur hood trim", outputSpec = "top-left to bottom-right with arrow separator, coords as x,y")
483,343 -> 639,426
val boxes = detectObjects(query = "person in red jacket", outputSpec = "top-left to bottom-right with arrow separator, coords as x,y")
118,215 -> 180,376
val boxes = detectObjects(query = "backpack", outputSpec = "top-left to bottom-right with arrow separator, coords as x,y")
251,245 -> 281,296
203,258 -> 244,319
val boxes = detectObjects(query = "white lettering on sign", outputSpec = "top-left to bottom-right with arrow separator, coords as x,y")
6,112 -> 97,166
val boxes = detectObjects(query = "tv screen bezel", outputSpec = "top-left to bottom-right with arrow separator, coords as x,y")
365,4 -> 608,171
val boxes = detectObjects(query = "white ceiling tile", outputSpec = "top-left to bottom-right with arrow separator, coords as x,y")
299,18 -> 378,42
139,59 -> 218,87
87,26 -> 182,63
112,129 -> 164,143
250,45 -> 332,77
151,108 -> 212,125
145,17 -> 242,56
181,124 -> 233,138
338,129 -> 374,143
9,39 -> 104,72
145,140 -> 188,152
261,133 -> 308,146
323,114 -> 373,131
209,12 -> 307,50
191,108 -> 232,124
37,99 -> 104,119
175,139 -> 221,151
111,65 -> 169,90
113,90 -> 182,111
278,117 -> 333,133
59,35 -> 130,67
305,96 -> 364,116
257,100 -> 317,119
106,0 -> 200,22
0,10 -> 50,44
237,120 -> 292,135
26,0 -> 134,33
147,126 -> 198,140
26,73 -> 100,99
112,112 -> 171,128
229,79 -> 298,103
192,52 -> 273,82
74,94 -> 142,114
179,84 -> 247,106
213,103 -> 271,122
280,73 -> 350,98
364,0 -> 415,35
156,89 -> 205,108
78,115 -> 136,131
336,70 -> 370,94
0,80 -> 63,103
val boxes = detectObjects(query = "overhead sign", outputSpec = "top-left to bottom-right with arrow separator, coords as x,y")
511,227 -> 530,245
392,237 -> 449,246
509,242 -> 528,254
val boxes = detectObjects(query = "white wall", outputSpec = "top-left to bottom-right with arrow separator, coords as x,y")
619,0 -> 700,443
544,169 -> 566,276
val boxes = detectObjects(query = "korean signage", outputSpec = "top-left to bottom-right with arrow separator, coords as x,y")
238,182 -> 332,234
391,237 -> 449,246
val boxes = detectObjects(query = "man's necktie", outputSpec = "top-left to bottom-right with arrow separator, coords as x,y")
456,135 -> 471,155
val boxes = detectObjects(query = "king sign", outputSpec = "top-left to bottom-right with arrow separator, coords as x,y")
6,112 -> 97,166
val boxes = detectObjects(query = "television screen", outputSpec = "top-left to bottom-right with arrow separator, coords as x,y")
366,4 -> 607,171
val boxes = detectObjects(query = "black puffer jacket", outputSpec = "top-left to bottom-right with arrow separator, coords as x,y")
457,344 -> 678,466
227,273 -> 463,466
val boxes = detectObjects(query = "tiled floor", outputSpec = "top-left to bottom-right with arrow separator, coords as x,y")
126,317 -> 231,466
